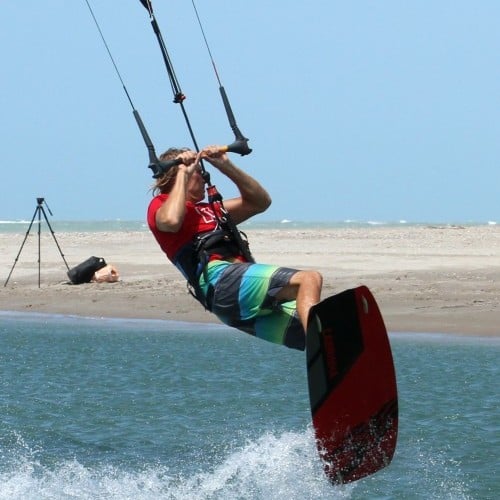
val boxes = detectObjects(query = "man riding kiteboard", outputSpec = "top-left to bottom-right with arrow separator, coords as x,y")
147,145 -> 323,350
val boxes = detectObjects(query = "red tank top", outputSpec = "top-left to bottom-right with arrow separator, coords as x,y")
147,194 -> 218,261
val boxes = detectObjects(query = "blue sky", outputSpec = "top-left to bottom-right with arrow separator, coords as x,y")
1,1 -> 498,223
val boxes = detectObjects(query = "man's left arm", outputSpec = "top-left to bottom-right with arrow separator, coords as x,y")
200,146 -> 272,224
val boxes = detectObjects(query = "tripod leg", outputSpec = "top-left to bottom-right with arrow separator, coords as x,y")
3,207 -> 40,287
40,206 -> 70,271
38,205 -> 42,288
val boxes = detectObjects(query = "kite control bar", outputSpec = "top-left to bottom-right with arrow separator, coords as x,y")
85,0 -> 251,179
147,140 -> 250,179
139,0 -> 252,158
134,102 -> 248,178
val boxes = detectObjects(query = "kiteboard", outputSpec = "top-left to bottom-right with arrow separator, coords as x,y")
306,285 -> 398,484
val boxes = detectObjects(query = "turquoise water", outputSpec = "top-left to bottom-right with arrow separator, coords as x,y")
1,313 -> 498,499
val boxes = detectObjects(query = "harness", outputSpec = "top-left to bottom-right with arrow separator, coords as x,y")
174,227 -> 252,310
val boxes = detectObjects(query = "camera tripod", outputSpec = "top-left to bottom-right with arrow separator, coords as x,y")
4,197 -> 70,288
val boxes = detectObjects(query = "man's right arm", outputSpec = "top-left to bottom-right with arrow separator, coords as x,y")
155,169 -> 190,232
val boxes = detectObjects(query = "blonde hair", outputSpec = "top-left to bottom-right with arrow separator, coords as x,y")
151,147 -> 189,195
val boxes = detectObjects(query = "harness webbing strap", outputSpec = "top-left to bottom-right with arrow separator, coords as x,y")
174,227 -> 251,309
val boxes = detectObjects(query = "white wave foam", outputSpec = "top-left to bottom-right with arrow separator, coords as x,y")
0,220 -> 32,224
0,430 -> 351,500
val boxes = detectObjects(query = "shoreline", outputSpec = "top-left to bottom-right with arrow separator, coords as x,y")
1,308 -> 499,341
1,226 -> 499,337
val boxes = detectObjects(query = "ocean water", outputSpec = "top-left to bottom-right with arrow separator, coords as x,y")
1,313 -> 498,499
0,218 -> 497,234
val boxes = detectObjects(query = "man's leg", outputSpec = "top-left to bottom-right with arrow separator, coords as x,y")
275,270 -> 323,332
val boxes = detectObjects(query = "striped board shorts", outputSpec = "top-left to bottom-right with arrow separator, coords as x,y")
198,260 -> 305,350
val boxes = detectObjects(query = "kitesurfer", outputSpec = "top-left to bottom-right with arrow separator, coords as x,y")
147,145 -> 322,350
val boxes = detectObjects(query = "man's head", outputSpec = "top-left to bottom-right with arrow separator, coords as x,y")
152,147 -> 205,202
152,147 -> 189,195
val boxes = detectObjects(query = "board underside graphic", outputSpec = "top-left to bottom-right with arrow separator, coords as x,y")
306,286 -> 398,484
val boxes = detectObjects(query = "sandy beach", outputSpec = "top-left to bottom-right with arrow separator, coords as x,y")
1,225 -> 498,336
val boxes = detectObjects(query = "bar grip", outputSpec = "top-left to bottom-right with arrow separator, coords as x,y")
222,139 -> 252,156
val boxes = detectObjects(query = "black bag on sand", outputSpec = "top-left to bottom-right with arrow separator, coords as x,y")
67,256 -> 107,284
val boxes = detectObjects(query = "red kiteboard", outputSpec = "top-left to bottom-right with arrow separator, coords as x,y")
306,286 -> 398,484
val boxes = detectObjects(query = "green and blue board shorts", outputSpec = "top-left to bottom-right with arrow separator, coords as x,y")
199,260 -> 305,350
